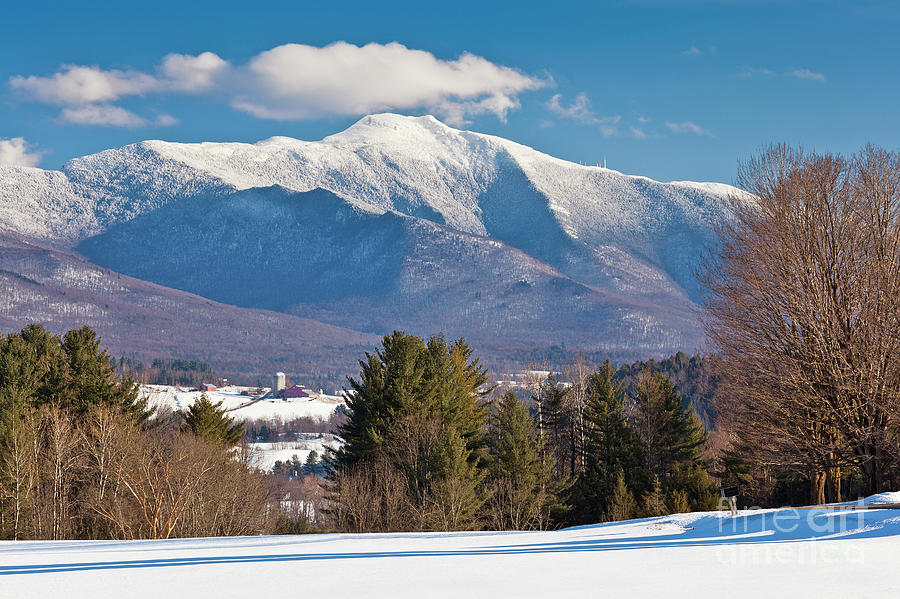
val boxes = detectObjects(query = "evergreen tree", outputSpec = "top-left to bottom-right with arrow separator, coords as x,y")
336,331 -> 431,468
180,392 -> 243,446
427,430 -> 485,531
641,475 -> 666,517
302,450 -> 326,476
540,373 -> 570,482
62,327 -> 147,418
632,371 -> 706,488
0,325 -> 67,424
332,331 -> 489,531
485,391 -> 556,529
607,467 -> 637,522
631,370 -> 714,510
571,361 -> 647,524
666,488 -> 691,514
0,325 -> 146,423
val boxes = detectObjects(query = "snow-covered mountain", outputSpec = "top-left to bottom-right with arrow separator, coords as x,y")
0,113 -> 740,362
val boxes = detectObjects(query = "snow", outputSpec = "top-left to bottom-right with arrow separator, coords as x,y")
142,384 -> 345,423
2,497 -> 899,598
0,113 -> 747,356
0,112 -> 740,300
247,436 -> 341,471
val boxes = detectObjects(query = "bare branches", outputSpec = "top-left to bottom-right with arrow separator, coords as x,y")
703,144 -> 900,500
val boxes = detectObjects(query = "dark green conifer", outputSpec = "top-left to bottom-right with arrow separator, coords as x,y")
332,331 -> 489,531
571,360 -> 647,524
485,391 -> 556,529
607,467 -> 637,521
180,392 -> 243,446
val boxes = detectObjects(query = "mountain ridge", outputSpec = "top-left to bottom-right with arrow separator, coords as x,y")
0,113 -> 740,366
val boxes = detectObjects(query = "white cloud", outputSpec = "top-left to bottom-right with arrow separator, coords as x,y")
10,65 -> 157,105
740,66 -> 776,78
10,43 -> 544,127
681,45 -> 715,57
665,121 -> 713,136
61,104 -> 147,127
0,137 -> 42,167
159,52 -> 229,92
599,119 -> 621,137
155,113 -> 179,126
741,66 -> 825,81
11,53 -> 228,106
791,68 -> 825,81
546,93 -> 598,123
231,42 -> 544,123
546,93 -> 622,136
630,127 -> 648,139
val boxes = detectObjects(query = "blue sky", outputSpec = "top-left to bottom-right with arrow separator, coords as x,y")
1,0 -> 897,183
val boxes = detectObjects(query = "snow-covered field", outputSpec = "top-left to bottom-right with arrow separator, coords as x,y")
141,385 -> 344,471
247,435 -> 341,470
3,495 -> 899,598
142,384 -> 345,422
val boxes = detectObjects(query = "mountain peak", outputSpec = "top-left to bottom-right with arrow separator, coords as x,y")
324,112 -> 458,146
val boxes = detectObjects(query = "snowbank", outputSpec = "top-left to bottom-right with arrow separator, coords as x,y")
3,497 -> 899,597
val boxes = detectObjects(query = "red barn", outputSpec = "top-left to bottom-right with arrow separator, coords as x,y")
201,383 -> 217,392
282,385 -> 310,399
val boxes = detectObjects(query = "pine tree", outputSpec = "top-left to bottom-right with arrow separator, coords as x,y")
62,327 -> 148,418
571,361 -> 647,524
666,489 -> 691,514
641,475 -> 666,517
302,450 -> 326,476
540,373 -> 570,482
607,467 -> 637,522
332,331 -> 489,531
0,325 -> 147,424
632,370 -> 706,489
0,325 -> 67,424
427,430 -> 485,531
485,391 -> 556,530
336,331 -> 431,468
180,392 -> 243,446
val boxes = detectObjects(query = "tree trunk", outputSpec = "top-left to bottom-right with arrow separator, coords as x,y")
810,470 -> 826,505
826,467 -> 841,504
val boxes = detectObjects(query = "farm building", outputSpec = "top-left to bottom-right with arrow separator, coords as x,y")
282,385 -> 311,399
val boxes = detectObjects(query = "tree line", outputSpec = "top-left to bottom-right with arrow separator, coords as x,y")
0,324 -> 290,540
326,331 -> 716,532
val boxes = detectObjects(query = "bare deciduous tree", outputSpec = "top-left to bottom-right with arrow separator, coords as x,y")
703,144 -> 900,502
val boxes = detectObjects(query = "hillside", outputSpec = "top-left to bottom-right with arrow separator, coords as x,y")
0,113 -> 742,365
0,228 -> 377,377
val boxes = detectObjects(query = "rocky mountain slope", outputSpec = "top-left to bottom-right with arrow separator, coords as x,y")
0,114 -> 740,367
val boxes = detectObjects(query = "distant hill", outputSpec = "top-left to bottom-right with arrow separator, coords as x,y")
0,228 -> 377,379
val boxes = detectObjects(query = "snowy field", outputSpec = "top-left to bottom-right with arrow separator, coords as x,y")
3,494 -> 899,598
141,385 -> 345,471
141,384 -> 345,422
247,435 -> 341,470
